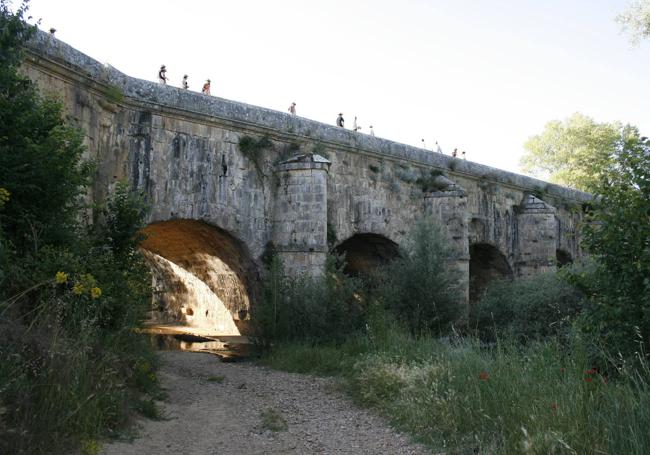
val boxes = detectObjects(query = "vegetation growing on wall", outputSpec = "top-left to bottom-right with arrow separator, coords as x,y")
415,169 -> 448,192
104,84 -> 124,104
238,134 -> 273,180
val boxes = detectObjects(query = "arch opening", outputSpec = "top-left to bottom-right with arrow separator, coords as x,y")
469,243 -> 513,303
556,249 -> 573,267
333,233 -> 400,276
139,219 -> 259,336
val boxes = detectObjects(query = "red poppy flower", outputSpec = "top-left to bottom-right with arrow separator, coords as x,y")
550,402 -> 558,411
478,370 -> 489,381
584,377 -> 593,383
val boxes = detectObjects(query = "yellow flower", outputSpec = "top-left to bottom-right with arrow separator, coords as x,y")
55,271 -> 68,284
90,287 -> 102,299
72,283 -> 85,295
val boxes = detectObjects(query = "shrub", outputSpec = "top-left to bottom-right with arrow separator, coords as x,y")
238,135 -> 272,179
472,270 -> 585,342
376,218 -> 461,334
252,254 -> 366,345
0,4 -> 156,452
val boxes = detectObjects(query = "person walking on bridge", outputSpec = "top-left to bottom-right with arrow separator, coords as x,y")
336,113 -> 345,128
288,102 -> 296,115
202,79 -> 211,95
182,74 -> 189,90
158,65 -> 168,85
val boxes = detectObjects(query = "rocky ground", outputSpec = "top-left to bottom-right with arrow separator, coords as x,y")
100,351 -> 430,455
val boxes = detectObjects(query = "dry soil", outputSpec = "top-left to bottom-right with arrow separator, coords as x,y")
100,351 -> 430,455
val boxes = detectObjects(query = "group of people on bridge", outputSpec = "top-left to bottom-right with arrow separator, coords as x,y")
156,65 -> 466,160
158,65 -> 211,96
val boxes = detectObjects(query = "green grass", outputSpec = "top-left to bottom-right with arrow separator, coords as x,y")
262,329 -> 650,454
206,375 -> 225,383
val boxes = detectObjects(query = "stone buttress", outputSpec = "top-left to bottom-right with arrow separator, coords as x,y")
423,175 -> 470,310
272,154 -> 331,276
515,194 -> 557,276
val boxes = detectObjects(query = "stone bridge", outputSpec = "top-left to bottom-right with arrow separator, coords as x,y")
22,31 -> 591,335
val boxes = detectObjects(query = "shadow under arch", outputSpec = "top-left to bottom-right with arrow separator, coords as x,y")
333,233 -> 400,276
139,219 -> 260,336
556,249 -> 573,267
469,243 -> 513,303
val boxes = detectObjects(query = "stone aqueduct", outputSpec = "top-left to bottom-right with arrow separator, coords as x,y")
22,32 -> 591,335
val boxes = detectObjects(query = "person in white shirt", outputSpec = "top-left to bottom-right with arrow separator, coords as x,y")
202,79 -> 211,95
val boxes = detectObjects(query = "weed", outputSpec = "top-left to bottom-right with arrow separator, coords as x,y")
104,84 -> 124,104
260,408 -> 288,432
238,135 -> 272,180
415,169 -> 447,192
207,375 -> 225,383
136,398 -> 164,420
80,439 -> 102,455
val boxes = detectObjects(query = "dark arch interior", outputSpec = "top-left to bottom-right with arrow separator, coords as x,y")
334,233 -> 400,276
469,243 -> 513,303
556,249 -> 573,267
139,219 -> 259,335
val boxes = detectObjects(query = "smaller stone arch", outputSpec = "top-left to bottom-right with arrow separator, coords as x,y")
556,249 -> 573,267
333,233 -> 400,276
469,243 -> 513,303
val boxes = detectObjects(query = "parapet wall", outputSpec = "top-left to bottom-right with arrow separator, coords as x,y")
24,30 -> 590,204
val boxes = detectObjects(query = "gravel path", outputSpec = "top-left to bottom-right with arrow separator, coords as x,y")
101,351 -> 430,455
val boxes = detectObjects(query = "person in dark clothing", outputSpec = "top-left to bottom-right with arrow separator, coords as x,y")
182,75 -> 189,89
158,65 -> 168,84
336,113 -> 345,128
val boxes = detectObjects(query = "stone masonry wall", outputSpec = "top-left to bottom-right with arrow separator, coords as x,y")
21,30 -> 591,311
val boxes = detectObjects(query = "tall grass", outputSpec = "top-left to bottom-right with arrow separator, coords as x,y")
263,322 -> 650,454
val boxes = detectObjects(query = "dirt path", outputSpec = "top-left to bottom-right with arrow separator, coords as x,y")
101,351 -> 430,455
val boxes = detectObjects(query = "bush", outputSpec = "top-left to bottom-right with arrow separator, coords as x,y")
472,270 -> 585,342
0,3 -> 156,453
376,218 -> 461,334
252,254 -> 366,345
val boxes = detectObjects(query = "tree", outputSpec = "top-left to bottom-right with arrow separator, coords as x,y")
379,219 -> 461,334
566,129 -> 650,361
617,0 -> 650,45
0,0 -> 91,253
520,113 -> 633,192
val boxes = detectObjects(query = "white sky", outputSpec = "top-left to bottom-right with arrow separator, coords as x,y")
23,0 -> 650,174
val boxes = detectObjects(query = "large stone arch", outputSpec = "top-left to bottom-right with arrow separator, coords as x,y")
139,219 -> 260,335
333,233 -> 400,276
469,243 -> 513,303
